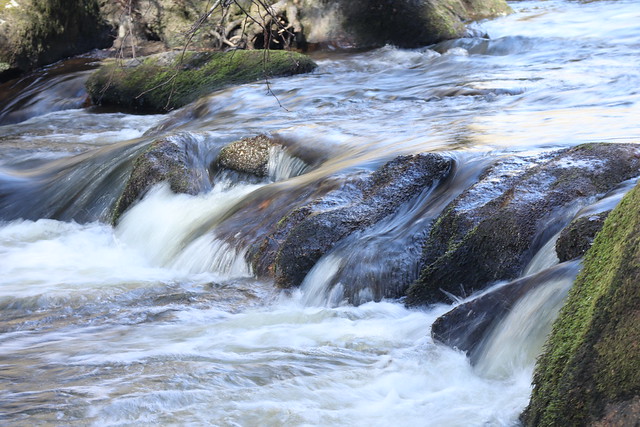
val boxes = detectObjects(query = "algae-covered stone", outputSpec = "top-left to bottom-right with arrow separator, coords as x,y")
0,0 -> 112,72
86,50 -> 317,113
405,143 -> 640,306
522,179 -> 640,426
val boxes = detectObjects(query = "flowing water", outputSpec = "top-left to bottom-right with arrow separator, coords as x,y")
1,1 -> 639,425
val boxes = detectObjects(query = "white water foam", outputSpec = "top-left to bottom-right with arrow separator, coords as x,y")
115,182 -> 258,275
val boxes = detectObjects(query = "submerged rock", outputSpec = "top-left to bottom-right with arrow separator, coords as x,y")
85,50 -> 317,113
555,211 -> 609,262
0,0 -> 112,75
522,179 -> 640,426
431,262 -> 580,364
112,133 -> 213,223
406,143 -> 640,306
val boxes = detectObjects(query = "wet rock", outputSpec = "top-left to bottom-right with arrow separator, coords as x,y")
0,0 -> 112,74
431,262 -> 580,364
406,143 -> 640,306
217,135 -> 280,177
522,179 -> 640,426
112,133 -> 213,223
555,211 -> 609,262
272,153 -> 453,288
85,50 -> 317,113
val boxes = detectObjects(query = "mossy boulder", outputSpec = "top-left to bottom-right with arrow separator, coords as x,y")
555,211 -> 609,262
405,143 -> 640,306
0,0 -> 112,74
112,133 -> 213,223
85,50 -> 317,113
522,179 -> 640,426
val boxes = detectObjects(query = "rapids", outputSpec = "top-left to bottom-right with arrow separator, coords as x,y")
1,1 -> 639,425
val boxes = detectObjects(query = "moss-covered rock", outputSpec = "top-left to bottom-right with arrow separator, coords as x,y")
405,143 -> 640,306
86,50 -> 317,113
522,179 -> 640,426
555,211 -> 609,262
0,0 -> 112,73
112,133 -> 213,223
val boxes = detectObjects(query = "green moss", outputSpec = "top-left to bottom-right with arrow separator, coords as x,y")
0,0 -> 110,70
523,181 -> 640,425
86,50 -> 316,113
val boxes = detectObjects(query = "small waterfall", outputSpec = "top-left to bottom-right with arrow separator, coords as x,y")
267,146 -> 310,182
298,155 -> 492,306
115,182 -> 259,276
473,265 -> 578,379
522,232 -> 560,276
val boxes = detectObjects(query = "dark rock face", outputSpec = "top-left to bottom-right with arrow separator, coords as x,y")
406,143 -> 640,306
273,153 -> 453,288
431,262 -> 580,364
522,179 -> 640,426
112,133 -> 213,223
555,211 -> 609,262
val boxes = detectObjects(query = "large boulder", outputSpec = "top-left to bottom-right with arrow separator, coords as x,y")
405,143 -> 640,306
85,50 -> 317,113
0,0 -> 112,75
522,179 -> 640,426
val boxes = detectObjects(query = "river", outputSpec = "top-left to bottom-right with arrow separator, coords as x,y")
0,1 -> 639,425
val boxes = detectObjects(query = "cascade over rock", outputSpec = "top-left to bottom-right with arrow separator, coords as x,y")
272,153 -> 453,289
212,153 -> 453,293
431,262 -> 580,364
113,133 -> 214,223
522,179 -> 640,426
406,143 -> 640,306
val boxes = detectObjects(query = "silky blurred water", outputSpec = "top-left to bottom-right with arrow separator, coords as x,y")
1,0 -> 639,425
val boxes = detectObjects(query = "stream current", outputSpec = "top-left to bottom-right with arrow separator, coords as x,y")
1,1 -> 639,425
